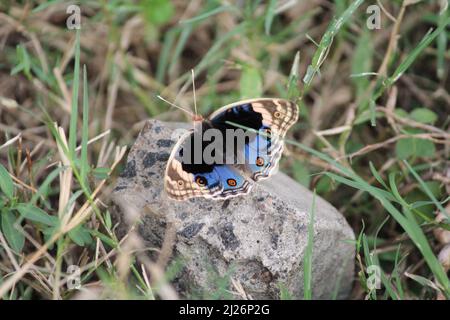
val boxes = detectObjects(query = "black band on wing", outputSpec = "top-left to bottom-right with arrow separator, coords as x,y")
210,103 -> 264,131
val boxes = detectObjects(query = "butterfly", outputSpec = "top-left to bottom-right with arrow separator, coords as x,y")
164,98 -> 299,201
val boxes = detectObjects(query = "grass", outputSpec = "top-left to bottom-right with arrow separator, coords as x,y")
0,0 -> 449,300
303,189 -> 316,300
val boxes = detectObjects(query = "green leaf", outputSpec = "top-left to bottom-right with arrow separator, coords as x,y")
30,166 -> 63,205
16,204 -> 59,226
410,108 -> 438,124
394,109 -> 409,118
11,45 -> 31,79
405,272 -> 443,292
93,167 -> 110,180
354,110 -> 383,125
316,175 -> 334,194
105,210 -> 112,230
42,226 -> 57,249
240,66 -> 263,99
141,0 -> 174,26
292,161 -> 310,187
395,138 -> 413,159
0,164 -> 14,199
412,139 -> 435,157
68,225 -> 93,246
1,210 -> 25,252
264,0 -> 277,35
422,181 -> 442,198
351,30 -> 373,97
287,51 -> 301,100
278,282 -> 292,300
395,138 -> 435,159
89,229 -> 116,248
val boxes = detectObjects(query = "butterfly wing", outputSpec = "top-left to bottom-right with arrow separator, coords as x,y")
242,131 -> 284,181
165,98 -> 298,200
209,98 -> 298,181
164,129 -> 253,201
209,98 -> 299,138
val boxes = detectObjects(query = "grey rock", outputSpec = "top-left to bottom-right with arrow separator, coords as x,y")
112,119 -> 355,299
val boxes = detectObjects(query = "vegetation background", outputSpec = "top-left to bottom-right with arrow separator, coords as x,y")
0,0 -> 449,299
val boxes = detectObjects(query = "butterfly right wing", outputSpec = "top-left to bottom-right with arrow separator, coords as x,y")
242,130 -> 284,181
208,98 -> 298,181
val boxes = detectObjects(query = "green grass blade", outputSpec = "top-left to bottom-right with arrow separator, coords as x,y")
179,4 -> 236,24
302,0 -> 365,94
303,189 -> 316,300
156,28 -> 178,83
30,167 -> 64,205
264,0 -> 277,35
80,65 -> 89,188
287,51 -> 301,101
386,16 -> 450,86
437,8 -> 448,79
68,29 -> 81,160
403,160 -> 449,221
16,204 -> 59,227
369,161 -> 389,190
387,173 -> 450,296
168,26 -> 193,75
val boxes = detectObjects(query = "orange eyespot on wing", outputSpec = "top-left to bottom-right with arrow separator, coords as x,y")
255,157 -> 265,167
195,176 -> 207,186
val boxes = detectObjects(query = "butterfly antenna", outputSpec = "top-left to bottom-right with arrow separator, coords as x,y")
191,69 -> 198,118
156,95 -> 194,117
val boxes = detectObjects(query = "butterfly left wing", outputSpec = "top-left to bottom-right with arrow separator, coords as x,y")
209,98 -> 299,181
164,129 -> 253,201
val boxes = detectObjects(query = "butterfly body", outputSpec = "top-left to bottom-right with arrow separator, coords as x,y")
164,98 -> 299,201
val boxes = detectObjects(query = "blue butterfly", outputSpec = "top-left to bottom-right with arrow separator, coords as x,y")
164,98 -> 299,200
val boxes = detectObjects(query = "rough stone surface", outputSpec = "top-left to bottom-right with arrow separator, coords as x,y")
112,119 -> 355,299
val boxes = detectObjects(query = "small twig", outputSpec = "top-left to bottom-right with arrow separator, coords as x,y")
347,133 -> 448,160
0,133 -> 21,151
377,0 -> 397,23
377,107 -> 450,137
0,231 -> 21,271
9,173 -> 38,193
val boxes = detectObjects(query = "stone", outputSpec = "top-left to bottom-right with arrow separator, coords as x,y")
112,119 -> 355,299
